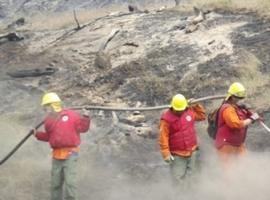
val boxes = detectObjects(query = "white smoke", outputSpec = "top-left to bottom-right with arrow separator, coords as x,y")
1,114 -> 270,200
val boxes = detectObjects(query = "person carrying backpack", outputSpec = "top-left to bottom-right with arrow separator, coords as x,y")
215,82 -> 259,168
159,94 -> 206,186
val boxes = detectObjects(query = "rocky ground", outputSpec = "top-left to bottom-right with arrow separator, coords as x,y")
1,2 -> 270,200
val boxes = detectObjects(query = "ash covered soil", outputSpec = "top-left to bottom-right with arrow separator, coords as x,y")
1,4 -> 270,200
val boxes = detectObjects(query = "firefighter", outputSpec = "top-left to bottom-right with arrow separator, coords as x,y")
159,94 -> 206,185
34,92 -> 90,200
215,82 -> 260,168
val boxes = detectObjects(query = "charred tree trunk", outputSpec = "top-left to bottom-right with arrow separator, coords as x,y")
73,9 -> 81,30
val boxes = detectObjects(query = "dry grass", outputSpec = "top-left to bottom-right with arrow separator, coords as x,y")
238,51 -> 266,93
29,10 -> 105,31
205,51 -> 270,111
26,5 -> 127,31
190,0 -> 270,17
27,1 -> 173,31
172,0 -> 270,110
236,51 -> 270,110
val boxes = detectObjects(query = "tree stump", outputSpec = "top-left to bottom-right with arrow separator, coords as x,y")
94,51 -> 112,69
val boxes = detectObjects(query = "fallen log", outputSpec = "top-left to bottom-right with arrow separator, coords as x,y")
0,32 -> 24,42
99,29 -> 120,51
94,29 -> 120,69
7,67 -> 56,78
7,17 -> 25,29
123,42 -> 139,47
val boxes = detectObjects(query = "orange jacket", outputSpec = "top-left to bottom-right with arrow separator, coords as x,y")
52,147 -> 79,160
215,103 -> 250,149
222,105 -> 244,129
159,104 -> 206,159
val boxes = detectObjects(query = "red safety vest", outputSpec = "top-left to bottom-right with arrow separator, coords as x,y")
36,109 -> 90,149
161,109 -> 197,151
215,103 -> 248,149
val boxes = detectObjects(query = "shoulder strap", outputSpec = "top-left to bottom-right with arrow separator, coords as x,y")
217,102 -> 231,128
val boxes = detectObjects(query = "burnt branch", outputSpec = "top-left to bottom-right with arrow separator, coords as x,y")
73,9 -> 81,30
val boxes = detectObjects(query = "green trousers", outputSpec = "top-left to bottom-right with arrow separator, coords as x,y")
51,154 -> 78,200
170,150 -> 200,187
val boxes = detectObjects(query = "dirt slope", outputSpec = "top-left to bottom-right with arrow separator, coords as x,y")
1,4 -> 270,200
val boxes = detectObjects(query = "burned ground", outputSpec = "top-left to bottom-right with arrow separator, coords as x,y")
1,3 -> 270,200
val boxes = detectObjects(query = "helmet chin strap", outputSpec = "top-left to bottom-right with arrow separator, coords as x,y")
43,103 -> 62,113
43,106 -> 54,113
51,102 -> 62,112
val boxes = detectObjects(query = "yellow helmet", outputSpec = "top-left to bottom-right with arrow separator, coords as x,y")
41,92 -> 61,106
226,82 -> 246,100
171,94 -> 188,111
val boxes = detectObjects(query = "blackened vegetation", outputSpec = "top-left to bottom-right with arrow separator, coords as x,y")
232,19 -> 270,73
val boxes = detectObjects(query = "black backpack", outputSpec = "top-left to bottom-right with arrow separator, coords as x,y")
207,107 -> 221,139
207,102 -> 250,139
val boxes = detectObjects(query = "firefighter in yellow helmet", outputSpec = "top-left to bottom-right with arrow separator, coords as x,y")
225,82 -> 247,100
41,92 -> 62,112
215,82 -> 260,168
159,94 -> 206,186
34,92 -> 90,200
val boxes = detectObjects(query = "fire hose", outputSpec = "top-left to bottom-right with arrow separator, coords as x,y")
71,95 -> 226,111
0,121 -> 44,166
0,94 -> 269,166
259,121 -> 270,133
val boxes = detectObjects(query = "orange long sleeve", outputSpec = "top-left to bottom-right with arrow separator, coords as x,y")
159,119 -> 197,158
190,104 -> 206,121
222,105 -> 244,129
159,120 -> 171,159
159,105 -> 206,159
52,147 -> 79,160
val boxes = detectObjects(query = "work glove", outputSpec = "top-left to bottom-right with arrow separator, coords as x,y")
81,109 -> 90,117
32,128 -> 37,137
250,112 -> 260,122
164,154 -> 174,164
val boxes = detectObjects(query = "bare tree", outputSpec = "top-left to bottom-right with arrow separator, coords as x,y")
73,9 -> 81,30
